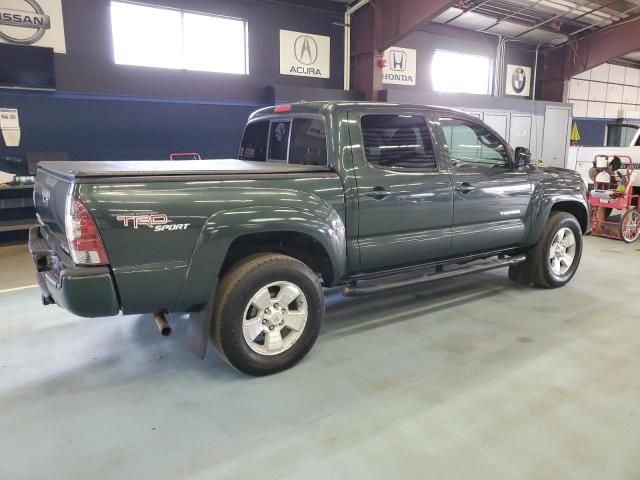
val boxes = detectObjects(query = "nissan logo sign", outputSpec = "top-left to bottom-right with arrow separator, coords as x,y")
294,35 -> 318,65
0,0 -> 50,45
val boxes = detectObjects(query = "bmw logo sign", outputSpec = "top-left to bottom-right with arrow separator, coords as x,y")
511,67 -> 527,94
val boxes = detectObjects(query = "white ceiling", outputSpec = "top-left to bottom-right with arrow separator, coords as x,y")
623,51 -> 640,62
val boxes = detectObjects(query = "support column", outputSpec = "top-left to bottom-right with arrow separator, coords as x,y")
351,3 -> 383,101
349,0 -> 457,100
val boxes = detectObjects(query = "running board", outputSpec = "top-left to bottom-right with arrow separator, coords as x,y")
342,254 -> 527,297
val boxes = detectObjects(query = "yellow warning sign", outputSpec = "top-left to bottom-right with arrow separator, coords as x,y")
570,122 -> 581,142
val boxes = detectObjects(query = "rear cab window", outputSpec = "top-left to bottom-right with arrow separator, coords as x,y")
239,121 -> 269,161
239,117 -> 328,166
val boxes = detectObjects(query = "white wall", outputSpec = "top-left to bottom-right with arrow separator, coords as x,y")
568,63 -> 640,119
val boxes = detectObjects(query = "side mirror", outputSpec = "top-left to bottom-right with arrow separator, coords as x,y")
514,147 -> 532,168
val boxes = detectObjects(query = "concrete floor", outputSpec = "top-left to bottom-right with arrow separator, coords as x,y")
0,236 -> 639,480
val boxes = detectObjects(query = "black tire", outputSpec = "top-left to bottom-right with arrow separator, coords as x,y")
529,211 -> 583,289
211,253 -> 324,376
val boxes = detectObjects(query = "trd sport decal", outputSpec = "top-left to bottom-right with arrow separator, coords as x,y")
116,213 -> 190,232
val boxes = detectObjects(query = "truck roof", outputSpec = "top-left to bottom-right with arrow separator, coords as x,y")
250,101 -> 472,120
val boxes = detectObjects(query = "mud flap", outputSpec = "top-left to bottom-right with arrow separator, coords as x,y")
186,293 -> 216,359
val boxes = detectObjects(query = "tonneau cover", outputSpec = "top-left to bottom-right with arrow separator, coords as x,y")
38,159 -> 331,179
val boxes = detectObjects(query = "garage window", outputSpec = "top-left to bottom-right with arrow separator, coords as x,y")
110,2 -> 249,74
432,50 -> 492,95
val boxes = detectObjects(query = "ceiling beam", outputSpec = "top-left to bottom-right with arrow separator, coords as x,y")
378,0 -> 458,51
540,14 -> 640,101
563,14 -> 640,78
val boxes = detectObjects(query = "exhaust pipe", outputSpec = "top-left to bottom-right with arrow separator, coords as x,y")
154,312 -> 172,337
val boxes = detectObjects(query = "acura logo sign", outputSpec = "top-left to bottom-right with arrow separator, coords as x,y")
280,30 -> 329,79
0,0 -> 50,45
294,35 -> 318,65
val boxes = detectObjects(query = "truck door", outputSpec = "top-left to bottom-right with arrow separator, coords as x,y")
348,111 -> 453,272
434,114 -> 532,256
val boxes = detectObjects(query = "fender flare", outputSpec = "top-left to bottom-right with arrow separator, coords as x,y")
525,195 -> 589,246
180,205 -> 346,358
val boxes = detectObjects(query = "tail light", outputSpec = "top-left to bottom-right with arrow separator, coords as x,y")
65,197 -> 109,265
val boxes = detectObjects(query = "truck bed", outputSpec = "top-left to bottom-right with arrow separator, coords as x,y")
38,160 -> 331,180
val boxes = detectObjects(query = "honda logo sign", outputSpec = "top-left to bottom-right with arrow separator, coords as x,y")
383,47 -> 416,86
389,50 -> 407,71
280,30 -> 330,79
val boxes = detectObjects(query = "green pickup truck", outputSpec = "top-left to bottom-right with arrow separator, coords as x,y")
30,101 -> 589,375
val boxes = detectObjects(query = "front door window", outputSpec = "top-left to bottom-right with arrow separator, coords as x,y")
439,118 -> 510,168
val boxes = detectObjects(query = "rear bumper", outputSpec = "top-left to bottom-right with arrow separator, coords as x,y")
29,226 -> 120,317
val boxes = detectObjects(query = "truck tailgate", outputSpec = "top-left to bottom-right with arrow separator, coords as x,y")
33,167 -> 72,247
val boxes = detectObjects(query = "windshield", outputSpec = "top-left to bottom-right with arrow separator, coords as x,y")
606,124 -> 639,147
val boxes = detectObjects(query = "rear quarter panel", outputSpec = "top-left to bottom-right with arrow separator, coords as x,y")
79,173 -> 346,314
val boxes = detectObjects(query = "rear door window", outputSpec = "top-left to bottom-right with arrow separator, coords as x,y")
361,114 -> 437,169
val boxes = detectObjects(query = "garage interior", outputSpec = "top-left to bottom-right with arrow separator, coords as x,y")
1,0 -> 640,478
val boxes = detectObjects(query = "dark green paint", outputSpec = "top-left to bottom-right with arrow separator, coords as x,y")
31,102 -> 589,318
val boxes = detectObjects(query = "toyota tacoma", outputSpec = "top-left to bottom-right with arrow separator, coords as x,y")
29,102 -> 589,375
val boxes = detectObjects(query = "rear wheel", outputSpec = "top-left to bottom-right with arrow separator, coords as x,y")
620,209 -> 640,243
211,253 -> 324,376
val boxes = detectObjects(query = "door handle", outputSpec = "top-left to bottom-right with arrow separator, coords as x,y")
455,182 -> 475,194
365,187 -> 392,200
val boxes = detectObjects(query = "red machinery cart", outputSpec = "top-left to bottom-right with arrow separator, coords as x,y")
589,155 -> 640,243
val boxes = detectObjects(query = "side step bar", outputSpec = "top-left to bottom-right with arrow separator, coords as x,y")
342,254 -> 527,297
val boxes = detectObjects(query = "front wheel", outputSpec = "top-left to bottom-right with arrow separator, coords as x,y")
509,211 -> 583,288
211,253 -> 324,376
531,211 -> 583,288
